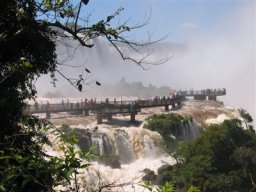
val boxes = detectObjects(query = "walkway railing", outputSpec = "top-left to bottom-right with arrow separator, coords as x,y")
177,88 -> 226,96
24,88 -> 226,120
24,96 -> 183,114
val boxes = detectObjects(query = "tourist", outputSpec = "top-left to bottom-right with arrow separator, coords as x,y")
67,99 -> 69,108
46,101 -> 49,111
61,99 -> 64,109
34,101 -> 38,111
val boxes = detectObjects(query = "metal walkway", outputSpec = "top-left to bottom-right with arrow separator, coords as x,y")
24,88 -> 226,123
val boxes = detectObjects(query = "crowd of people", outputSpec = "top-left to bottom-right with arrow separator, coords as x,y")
29,88 -> 225,113
177,88 -> 226,96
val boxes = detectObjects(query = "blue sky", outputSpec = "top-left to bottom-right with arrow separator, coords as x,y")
81,0 -> 256,117
37,0 -> 255,118
83,0 -> 255,43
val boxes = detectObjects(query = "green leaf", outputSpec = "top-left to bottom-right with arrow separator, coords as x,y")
80,163 -> 91,168
60,12 -> 65,18
81,0 -> 89,5
0,184 -> 5,191
78,84 -> 82,92
62,168 -> 74,183
23,61 -> 33,68
187,186 -> 201,192
139,183 -> 153,191
0,156 -> 12,160
106,16 -> 113,22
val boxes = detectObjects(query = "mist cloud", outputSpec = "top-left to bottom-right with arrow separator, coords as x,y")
36,2 -> 255,119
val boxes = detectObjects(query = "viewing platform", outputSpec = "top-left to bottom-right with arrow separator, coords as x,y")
24,88 -> 226,124
176,88 -> 226,101
24,96 -> 183,123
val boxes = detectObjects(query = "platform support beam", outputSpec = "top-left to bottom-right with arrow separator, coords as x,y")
97,114 -> 103,124
208,95 -> 217,101
130,113 -> 136,122
194,95 -> 206,100
107,114 -> 112,121
46,111 -> 51,119
84,109 -> 89,116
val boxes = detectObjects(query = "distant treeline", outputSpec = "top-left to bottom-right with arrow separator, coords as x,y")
92,78 -> 172,99
44,78 -> 173,99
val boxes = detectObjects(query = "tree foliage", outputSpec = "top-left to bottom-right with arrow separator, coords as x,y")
144,113 -> 194,152
158,119 -> 256,192
238,108 -> 254,130
0,119 -> 94,191
144,113 -> 192,136
0,0 -> 164,191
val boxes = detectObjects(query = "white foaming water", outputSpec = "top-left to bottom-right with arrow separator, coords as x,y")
73,124 -> 165,164
84,154 -> 176,192
49,123 -> 176,192
91,134 -> 105,155
114,129 -> 137,163
143,134 -> 157,156
205,114 -> 231,125
43,98 -> 245,191
48,116 -> 174,191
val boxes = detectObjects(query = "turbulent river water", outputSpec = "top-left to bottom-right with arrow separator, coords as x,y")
55,122 -> 198,190
42,99 -> 240,191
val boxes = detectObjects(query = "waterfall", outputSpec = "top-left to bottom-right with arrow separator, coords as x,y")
143,134 -> 157,157
114,129 -> 136,164
187,120 -> 200,138
90,132 -> 114,155
77,131 -> 114,156
91,133 -> 104,155
179,119 -> 200,139
75,127 -> 164,164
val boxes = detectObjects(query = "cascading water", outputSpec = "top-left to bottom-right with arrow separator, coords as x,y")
45,99 -> 240,192
114,129 -> 136,163
90,133 -> 108,155
143,134 -> 157,156
74,125 -> 166,165
76,131 -> 114,156
179,119 -> 200,139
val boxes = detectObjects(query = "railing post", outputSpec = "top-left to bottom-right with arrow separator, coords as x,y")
107,114 -> 112,121
84,109 -> 89,116
208,95 -> 216,101
97,113 -> 102,124
194,95 -> 206,100
46,111 -> 51,119
130,113 -> 136,123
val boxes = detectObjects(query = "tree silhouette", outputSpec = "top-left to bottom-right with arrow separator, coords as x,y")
0,0 -> 167,190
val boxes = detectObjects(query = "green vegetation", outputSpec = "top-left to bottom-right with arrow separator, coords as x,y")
239,108 -> 254,130
144,113 -> 194,152
142,164 -> 173,186
1,0 -> 158,191
142,168 -> 157,183
141,182 -> 176,192
174,119 -> 256,192
141,182 -> 200,192
145,119 -> 256,192
60,124 -> 121,168
0,122 -> 94,191
1,1 -> 255,191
